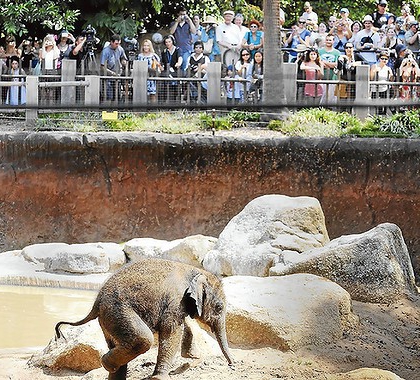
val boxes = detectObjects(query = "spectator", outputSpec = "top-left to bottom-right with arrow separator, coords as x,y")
249,49 -> 263,102
56,30 -> 74,69
235,47 -> 253,102
377,26 -> 387,48
68,35 -> 87,73
354,15 -> 381,65
398,53 -> 420,101
169,6 -> 196,70
39,34 -> 60,71
370,50 -> 394,114
396,4 -> 414,33
242,20 -> 264,58
319,34 -> 341,103
372,0 -> 392,30
395,18 -> 406,41
5,56 -> 26,105
19,39 -> 36,73
100,34 -> 127,101
285,19 -> 311,63
327,16 -> 337,33
339,8 -> 353,25
333,20 -> 352,53
234,13 -> 250,39
160,35 -> 182,102
279,7 -> 286,27
201,15 -> 220,62
394,43 -> 408,73
216,10 -> 243,66
310,22 -> 328,48
404,21 -> 420,54
1,35 -> 22,69
186,40 -> 210,103
300,47 -> 323,105
348,21 -> 362,44
192,14 -> 205,44
301,2 -> 318,31
224,64 -> 241,105
336,42 -> 363,100
138,39 -> 161,103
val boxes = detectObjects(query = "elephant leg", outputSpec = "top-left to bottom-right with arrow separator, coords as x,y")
151,324 -> 183,379
100,310 -> 154,375
181,317 -> 200,359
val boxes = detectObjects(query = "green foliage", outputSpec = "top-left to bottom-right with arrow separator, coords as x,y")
199,110 -> 261,130
0,0 -> 80,36
88,12 -> 140,39
268,108 -> 361,137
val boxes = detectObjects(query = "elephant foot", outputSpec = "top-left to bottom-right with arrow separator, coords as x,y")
108,364 -> 127,380
181,347 -> 201,359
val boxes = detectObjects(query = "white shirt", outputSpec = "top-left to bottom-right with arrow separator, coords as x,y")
216,23 -> 242,47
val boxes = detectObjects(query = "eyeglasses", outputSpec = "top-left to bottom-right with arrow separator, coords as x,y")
380,57 -> 389,60
242,53 -> 250,56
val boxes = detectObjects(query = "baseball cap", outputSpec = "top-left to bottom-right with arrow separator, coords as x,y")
223,10 -> 235,16
378,0 -> 387,5
340,8 -> 349,14
395,44 -> 407,55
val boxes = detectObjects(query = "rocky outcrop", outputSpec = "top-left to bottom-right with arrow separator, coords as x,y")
203,194 -> 330,277
124,235 -> 217,268
29,320 -> 107,372
224,274 -> 358,351
270,223 -> 417,303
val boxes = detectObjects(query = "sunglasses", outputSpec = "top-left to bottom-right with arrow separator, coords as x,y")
250,25 -> 258,28
345,46 -> 354,49
299,21 -> 306,24
380,57 -> 389,60
242,53 -> 250,56
379,4 -> 387,6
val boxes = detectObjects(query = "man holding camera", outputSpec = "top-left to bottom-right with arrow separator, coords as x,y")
169,6 -> 196,71
404,21 -> 420,54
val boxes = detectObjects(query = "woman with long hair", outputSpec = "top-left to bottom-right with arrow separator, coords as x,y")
300,47 -> 324,105
138,39 -> 161,103
235,47 -> 253,102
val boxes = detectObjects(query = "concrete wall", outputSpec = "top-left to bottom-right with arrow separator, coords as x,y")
1,132 -> 419,280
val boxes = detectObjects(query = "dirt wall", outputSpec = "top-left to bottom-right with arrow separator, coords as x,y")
1,132 -> 419,280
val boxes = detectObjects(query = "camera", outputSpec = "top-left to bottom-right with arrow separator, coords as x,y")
123,37 -> 139,61
81,25 -> 98,51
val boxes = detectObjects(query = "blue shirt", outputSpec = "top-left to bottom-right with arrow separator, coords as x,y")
171,21 -> 193,53
100,44 -> 127,72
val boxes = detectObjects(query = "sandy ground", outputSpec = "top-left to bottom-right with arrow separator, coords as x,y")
0,293 -> 418,380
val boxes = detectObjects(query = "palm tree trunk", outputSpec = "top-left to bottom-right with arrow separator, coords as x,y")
262,0 -> 288,118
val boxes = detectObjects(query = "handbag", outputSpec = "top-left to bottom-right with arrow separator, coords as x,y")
203,38 -> 214,55
32,61 -> 42,76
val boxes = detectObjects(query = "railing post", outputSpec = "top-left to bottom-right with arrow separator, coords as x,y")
26,75 -> 39,128
283,62 -> 297,105
207,62 -> 222,106
355,65 -> 370,120
85,75 -> 100,107
61,59 -> 77,106
132,60 -> 148,105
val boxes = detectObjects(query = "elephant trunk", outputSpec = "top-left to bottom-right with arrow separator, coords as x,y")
213,317 -> 234,365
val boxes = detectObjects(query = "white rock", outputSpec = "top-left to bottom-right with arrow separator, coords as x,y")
270,223 -> 417,303
29,320 -> 107,372
203,194 -> 329,276
45,245 -> 110,274
162,235 -> 217,267
21,243 -> 69,264
223,274 -> 358,351
83,242 -> 126,271
124,237 -> 181,261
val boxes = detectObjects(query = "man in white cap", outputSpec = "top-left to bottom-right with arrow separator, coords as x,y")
354,15 -> 380,51
301,2 -> 318,30
216,10 -> 242,65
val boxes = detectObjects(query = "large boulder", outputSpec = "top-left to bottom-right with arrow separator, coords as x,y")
270,223 -> 417,303
22,242 -> 126,274
123,238 -> 180,261
224,274 -> 358,351
162,235 -> 217,267
29,320 -> 107,372
203,194 -> 330,276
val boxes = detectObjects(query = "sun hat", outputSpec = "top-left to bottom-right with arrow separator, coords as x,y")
202,15 -> 218,25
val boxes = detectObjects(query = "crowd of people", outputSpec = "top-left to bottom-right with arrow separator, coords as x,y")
1,1 -> 419,108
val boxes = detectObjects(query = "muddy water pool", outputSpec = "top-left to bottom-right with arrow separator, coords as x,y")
0,285 -> 97,348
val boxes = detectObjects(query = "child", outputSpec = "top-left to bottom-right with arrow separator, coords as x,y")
6,56 -> 26,105
300,47 -> 324,105
224,65 -> 241,105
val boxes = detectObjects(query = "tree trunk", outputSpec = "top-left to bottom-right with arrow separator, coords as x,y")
262,0 -> 288,119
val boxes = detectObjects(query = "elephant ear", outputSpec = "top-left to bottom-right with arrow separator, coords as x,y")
184,273 -> 206,318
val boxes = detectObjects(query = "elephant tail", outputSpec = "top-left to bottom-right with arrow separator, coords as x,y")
55,298 -> 100,340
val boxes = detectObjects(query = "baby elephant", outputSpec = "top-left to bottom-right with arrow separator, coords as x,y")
55,257 -> 234,380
